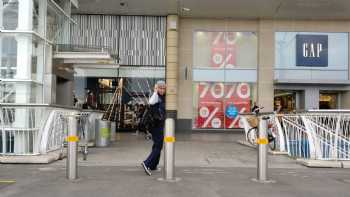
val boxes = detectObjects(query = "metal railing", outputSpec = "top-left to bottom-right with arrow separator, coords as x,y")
240,111 -> 350,161
0,104 -> 104,156
281,112 -> 350,160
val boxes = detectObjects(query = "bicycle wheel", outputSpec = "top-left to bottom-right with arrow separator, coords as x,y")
247,127 -> 258,147
268,135 -> 276,151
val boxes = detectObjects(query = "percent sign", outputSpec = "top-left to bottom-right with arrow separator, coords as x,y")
211,32 -> 239,68
201,106 -> 220,128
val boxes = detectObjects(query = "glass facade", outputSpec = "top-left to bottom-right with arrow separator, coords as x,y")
275,32 -> 349,81
192,31 -> 258,129
0,0 -> 74,104
193,31 -> 257,69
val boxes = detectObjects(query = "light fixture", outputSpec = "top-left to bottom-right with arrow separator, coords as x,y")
182,7 -> 191,12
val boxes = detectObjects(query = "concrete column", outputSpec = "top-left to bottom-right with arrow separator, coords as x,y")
17,0 -> 33,31
44,44 -> 55,104
304,88 -> 319,110
13,0 -> 34,154
166,15 -> 179,119
257,20 -> 274,112
341,91 -> 350,109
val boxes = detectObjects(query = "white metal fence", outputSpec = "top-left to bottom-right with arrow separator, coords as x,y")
0,104 -> 103,156
240,111 -> 350,161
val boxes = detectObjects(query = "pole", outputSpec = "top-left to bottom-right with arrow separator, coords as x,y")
67,115 -> 79,180
158,118 -> 180,182
252,116 -> 275,183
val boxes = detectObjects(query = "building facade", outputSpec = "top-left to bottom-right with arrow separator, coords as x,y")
1,1 -> 350,133
177,19 -> 350,132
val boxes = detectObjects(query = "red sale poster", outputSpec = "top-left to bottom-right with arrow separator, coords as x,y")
196,101 -> 224,129
198,82 -> 225,101
210,32 -> 236,68
224,83 -> 251,128
195,82 -> 251,129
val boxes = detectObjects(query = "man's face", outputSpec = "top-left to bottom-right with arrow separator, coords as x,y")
157,85 -> 166,96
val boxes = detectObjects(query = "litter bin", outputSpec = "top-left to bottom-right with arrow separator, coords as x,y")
95,119 -> 111,147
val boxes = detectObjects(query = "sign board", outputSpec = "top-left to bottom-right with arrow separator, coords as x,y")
296,34 -> 328,67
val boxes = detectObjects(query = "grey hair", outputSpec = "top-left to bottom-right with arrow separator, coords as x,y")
156,80 -> 166,87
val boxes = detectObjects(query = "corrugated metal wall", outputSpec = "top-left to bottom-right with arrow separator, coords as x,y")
71,14 -> 166,66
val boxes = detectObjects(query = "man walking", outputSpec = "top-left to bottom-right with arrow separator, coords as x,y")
141,81 -> 166,176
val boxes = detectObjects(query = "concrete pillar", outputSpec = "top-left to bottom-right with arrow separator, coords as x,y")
166,15 -> 179,119
304,88 -> 319,110
257,20 -> 274,112
13,0 -> 34,154
341,91 -> 350,109
17,0 -> 33,31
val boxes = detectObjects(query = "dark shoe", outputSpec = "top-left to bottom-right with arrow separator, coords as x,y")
141,162 -> 152,176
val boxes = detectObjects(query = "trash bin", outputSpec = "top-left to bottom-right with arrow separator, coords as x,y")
95,119 -> 111,147
110,122 -> 117,142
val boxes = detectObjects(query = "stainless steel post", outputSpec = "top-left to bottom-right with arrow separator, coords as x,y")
67,116 -> 79,180
164,118 -> 175,180
258,116 -> 268,181
158,118 -> 180,182
252,116 -> 275,183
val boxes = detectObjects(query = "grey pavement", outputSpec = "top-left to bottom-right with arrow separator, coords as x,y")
1,132 -> 350,197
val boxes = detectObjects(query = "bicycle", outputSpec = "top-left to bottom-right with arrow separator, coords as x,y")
246,107 -> 277,151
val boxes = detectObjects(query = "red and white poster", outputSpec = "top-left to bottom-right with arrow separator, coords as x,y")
210,32 -> 237,68
195,82 -> 251,129
224,83 -> 251,128
196,101 -> 224,129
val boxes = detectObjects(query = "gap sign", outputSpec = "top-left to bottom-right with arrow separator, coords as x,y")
296,34 -> 328,67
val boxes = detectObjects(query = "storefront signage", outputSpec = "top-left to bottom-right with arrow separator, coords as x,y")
296,34 -> 328,67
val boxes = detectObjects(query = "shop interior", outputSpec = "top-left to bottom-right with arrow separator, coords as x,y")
76,77 -> 163,131
274,90 -> 298,113
319,92 -> 339,109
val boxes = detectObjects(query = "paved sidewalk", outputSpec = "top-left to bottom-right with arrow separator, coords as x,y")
1,133 -> 349,197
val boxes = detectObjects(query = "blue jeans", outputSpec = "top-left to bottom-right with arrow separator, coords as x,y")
144,126 -> 164,170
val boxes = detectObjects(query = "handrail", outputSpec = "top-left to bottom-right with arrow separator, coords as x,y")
240,112 -> 275,116
0,103 -> 105,113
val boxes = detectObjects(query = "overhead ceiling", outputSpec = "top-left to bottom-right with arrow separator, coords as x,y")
74,0 -> 350,20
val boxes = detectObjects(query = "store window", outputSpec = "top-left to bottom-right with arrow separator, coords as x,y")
274,90 -> 298,113
275,32 -> 349,81
319,92 -> 338,109
192,31 -> 257,129
193,31 -> 257,69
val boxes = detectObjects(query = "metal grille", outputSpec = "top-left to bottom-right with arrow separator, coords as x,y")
70,14 -> 166,66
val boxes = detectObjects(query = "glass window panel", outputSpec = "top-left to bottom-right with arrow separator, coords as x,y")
0,81 -> 43,103
275,32 -> 348,69
47,1 -> 70,44
193,31 -> 257,69
2,0 -> 19,30
0,34 -> 45,82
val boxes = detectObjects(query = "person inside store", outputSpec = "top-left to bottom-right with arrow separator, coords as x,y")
86,89 -> 97,109
251,101 -> 260,114
141,80 -> 166,176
